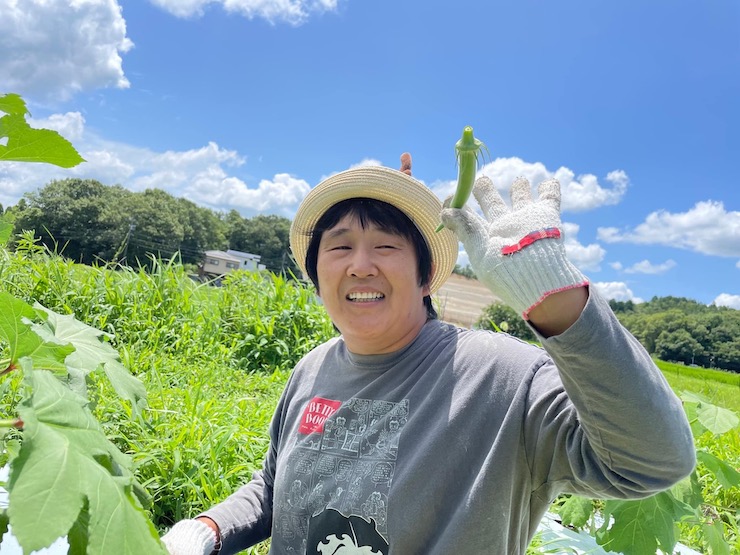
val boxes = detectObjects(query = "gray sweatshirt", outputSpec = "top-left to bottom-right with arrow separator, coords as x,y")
202,290 -> 695,554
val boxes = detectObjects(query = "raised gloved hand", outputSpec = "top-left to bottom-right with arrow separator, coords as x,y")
440,175 -> 588,320
161,519 -> 218,555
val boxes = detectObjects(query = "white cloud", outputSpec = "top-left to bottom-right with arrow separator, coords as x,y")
562,222 -> 606,272
597,201 -> 740,257
0,113 -> 310,217
349,158 -> 383,169
30,112 -> 86,142
713,293 -> 740,310
149,0 -> 339,25
615,259 -> 677,275
592,282 -> 644,304
430,157 -> 629,213
736,260 -> 740,269
0,0 -> 133,102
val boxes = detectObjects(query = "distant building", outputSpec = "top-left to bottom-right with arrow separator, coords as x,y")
200,249 -> 265,279
226,249 -> 265,272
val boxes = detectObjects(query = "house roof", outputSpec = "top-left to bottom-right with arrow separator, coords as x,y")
204,250 -> 242,263
226,249 -> 261,260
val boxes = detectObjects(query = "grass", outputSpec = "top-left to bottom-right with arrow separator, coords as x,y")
658,359 -> 740,413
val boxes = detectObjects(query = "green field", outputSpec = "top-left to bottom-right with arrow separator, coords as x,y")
660,359 -> 740,413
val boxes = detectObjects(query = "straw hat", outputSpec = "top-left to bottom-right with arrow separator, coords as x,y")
290,165 -> 458,294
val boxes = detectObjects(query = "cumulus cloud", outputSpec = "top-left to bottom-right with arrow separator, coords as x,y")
0,0 -> 133,102
0,112 -> 310,217
597,201 -> 740,257
713,293 -> 740,310
562,222 -> 606,272
430,157 -> 628,214
592,282 -> 644,304
149,0 -> 339,25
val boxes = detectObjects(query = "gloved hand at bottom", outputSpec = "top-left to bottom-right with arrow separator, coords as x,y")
161,518 -> 218,555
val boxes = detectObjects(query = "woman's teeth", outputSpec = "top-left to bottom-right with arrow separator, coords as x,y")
347,292 -> 384,302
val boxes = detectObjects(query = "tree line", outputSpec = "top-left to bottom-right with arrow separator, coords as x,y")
1,178 -> 300,276
478,296 -> 740,372
609,297 -> 740,372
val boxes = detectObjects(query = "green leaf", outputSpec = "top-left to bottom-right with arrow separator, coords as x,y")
703,519 -> 731,555
0,93 -> 29,117
67,500 -> 91,555
670,472 -> 703,509
32,305 -> 147,414
7,370 -> 165,554
555,495 -> 594,529
0,113 -> 85,168
0,292 -> 73,375
683,401 -> 708,437
696,450 -> 740,489
596,492 -> 693,555
681,391 -> 739,435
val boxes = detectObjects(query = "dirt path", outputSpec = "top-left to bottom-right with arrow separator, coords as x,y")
433,273 -> 499,328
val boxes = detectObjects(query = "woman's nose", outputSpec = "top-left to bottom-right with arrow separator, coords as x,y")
347,247 -> 378,277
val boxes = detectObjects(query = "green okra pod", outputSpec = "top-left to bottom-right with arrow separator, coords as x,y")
436,125 -> 488,232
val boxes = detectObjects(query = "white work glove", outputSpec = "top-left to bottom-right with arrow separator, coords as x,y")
161,519 -> 218,555
440,175 -> 588,319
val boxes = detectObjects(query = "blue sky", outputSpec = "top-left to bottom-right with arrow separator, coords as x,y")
1,0 -> 738,308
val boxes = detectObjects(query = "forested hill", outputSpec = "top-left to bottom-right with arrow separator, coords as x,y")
2,178 -> 299,275
609,297 -> 740,372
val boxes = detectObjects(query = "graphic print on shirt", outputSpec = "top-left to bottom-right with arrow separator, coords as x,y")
275,396 -> 409,553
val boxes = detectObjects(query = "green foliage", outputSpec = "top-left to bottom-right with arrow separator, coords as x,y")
0,93 -> 85,167
595,492 -> 695,555
228,213 -> 296,275
475,301 -> 536,342
0,292 -> 164,554
611,297 -> 740,372
11,179 -> 228,267
7,176 -> 300,275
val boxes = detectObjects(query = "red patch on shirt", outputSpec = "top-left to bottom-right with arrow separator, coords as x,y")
299,397 -> 342,434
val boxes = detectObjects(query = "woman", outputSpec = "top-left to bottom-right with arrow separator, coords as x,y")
163,158 -> 694,554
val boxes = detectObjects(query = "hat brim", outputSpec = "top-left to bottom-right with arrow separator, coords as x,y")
290,165 -> 458,294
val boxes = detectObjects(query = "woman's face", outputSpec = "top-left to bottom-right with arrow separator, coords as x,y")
316,214 -> 430,355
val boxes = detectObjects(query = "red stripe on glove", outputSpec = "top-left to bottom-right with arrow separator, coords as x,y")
501,227 -> 561,255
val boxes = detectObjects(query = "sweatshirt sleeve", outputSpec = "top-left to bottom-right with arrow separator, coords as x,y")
524,287 -> 696,503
